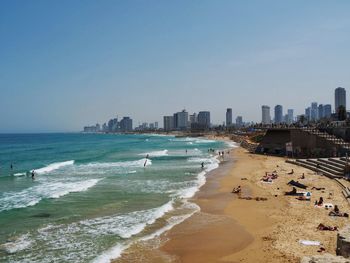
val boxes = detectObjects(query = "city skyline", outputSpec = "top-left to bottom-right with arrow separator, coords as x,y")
1,1 -> 350,132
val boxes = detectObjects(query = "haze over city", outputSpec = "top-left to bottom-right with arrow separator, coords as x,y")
1,0 -> 350,132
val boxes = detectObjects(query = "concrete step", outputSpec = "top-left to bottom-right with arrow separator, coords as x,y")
311,159 -> 345,173
294,159 -> 343,179
306,159 -> 344,176
329,158 -> 347,166
318,158 -> 345,169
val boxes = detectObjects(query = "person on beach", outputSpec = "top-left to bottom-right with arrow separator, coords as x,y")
315,197 -> 324,206
201,162 -> 204,169
232,185 -> 241,194
299,173 -> 305,179
287,169 -> 294,175
186,149 -> 187,154
31,170 -> 35,180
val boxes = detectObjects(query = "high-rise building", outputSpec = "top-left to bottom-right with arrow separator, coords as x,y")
335,87 -> 346,113
324,104 -> 332,118
176,109 -> 188,130
119,117 -> 133,132
261,105 -> 271,124
274,105 -> 283,124
189,113 -> 197,124
108,118 -> 118,132
236,116 -> 243,127
305,107 -> 311,121
318,104 -> 324,119
287,109 -> 294,124
311,102 -> 318,121
198,111 -> 211,128
226,108 -> 232,127
154,122 -> 158,129
163,116 -> 174,131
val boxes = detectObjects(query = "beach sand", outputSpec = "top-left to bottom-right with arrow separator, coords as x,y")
114,145 -> 350,263
160,147 -> 350,262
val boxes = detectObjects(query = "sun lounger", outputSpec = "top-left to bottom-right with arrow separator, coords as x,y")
287,180 -> 307,189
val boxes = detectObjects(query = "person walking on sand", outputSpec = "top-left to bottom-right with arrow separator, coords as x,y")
201,162 -> 204,169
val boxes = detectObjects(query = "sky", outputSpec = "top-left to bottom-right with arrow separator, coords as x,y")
1,0 -> 350,132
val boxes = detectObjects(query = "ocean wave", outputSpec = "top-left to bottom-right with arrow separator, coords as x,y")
13,173 -> 26,177
225,141 -> 239,148
1,234 -> 33,254
0,178 -> 101,212
79,158 -> 152,169
33,160 -> 74,175
169,137 -> 215,144
2,201 -> 175,263
138,150 -> 168,157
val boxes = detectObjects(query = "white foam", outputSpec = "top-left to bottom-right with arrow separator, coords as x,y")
80,159 -> 152,169
13,173 -> 26,177
0,178 -> 102,212
91,244 -> 128,263
139,150 -> 168,157
225,141 -> 239,148
2,234 -> 33,254
33,160 -> 74,174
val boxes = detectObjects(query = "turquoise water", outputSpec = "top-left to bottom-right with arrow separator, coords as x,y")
0,133 -> 230,262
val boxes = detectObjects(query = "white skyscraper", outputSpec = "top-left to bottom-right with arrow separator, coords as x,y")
262,105 -> 271,124
287,109 -> 294,124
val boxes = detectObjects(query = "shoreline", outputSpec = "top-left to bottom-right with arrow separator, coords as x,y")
159,146 -> 350,262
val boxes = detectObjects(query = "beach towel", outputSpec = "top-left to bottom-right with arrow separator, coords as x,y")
299,240 -> 321,246
287,180 -> 307,189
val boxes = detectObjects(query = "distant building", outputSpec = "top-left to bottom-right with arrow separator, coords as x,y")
198,111 -> 211,129
176,109 -> 188,130
311,102 -> 318,121
287,109 -> 294,124
83,123 -> 101,133
119,117 -> 133,132
102,123 -> 108,132
335,87 -> 346,113
305,107 -> 311,121
108,118 -> 118,132
324,104 -> 332,118
154,122 -> 158,129
262,105 -> 271,124
318,104 -> 324,119
236,116 -> 243,127
226,108 -> 232,127
149,123 -> 155,129
163,116 -> 174,131
189,113 -> 197,125
274,105 -> 283,124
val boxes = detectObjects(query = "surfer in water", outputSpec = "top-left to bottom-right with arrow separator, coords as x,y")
31,170 -> 35,180
144,154 -> 149,167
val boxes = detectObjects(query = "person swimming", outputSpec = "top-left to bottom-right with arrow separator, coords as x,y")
31,170 -> 35,180
201,162 -> 204,169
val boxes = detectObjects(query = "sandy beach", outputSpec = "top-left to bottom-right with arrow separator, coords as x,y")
159,146 -> 350,262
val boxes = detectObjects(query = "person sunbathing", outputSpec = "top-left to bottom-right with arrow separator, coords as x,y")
328,205 -> 349,217
287,169 -> 294,175
285,187 -> 297,195
232,186 -> 241,194
317,223 -> 338,231
299,173 -> 305,179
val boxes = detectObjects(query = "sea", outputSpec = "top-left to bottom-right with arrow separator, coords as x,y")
0,133 -> 235,263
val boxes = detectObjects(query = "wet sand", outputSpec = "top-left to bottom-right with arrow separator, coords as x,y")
161,147 -> 349,262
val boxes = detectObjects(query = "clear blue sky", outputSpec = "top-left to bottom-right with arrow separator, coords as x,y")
1,0 -> 350,132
